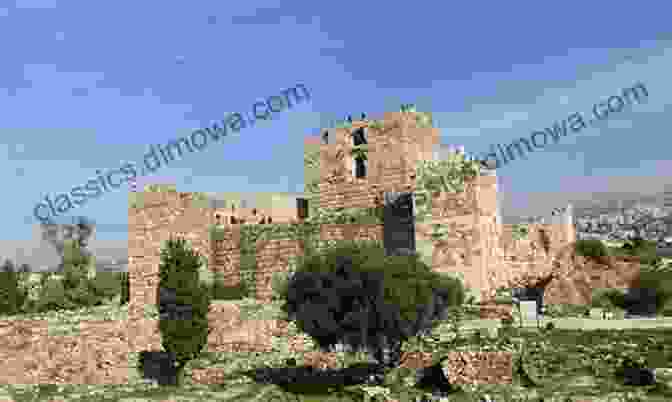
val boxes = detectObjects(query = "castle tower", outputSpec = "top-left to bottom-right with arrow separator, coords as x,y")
312,112 -> 441,211
306,112 -> 502,300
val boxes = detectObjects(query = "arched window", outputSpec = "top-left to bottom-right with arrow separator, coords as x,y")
352,127 -> 367,146
354,159 -> 367,178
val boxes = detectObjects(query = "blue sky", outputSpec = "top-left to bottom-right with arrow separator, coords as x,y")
2,0 -> 672,266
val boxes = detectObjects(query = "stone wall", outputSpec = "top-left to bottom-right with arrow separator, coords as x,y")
249,224 -> 385,302
544,254 -> 641,305
481,222 -> 577,300
0,319 -> 130,385
210,226 -> 241,287
319,223 -> 384,244
427,193 -> 481,296
255,238 -> 305,301
128,191 -> 212,324
423,175 -> 503,301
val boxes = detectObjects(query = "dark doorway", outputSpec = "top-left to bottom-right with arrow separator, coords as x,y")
383,192 -> 416,256
355,158 -> 367,178
296,198 -> 309,219
138,351 -> 179,386
512,287 -> 545,316
624,287 -> 657,317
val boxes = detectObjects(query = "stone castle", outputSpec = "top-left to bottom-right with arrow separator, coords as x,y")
127,111 -> 576,320
0,111 -> 581,386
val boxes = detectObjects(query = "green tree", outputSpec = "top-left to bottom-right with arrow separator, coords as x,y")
280,240 -> 464,368
156,237 -> 212,385
59,239 -> 101,308
35,275 -> 75,313
574,239 -> 609,258
119,272 -> 130,305
0,259 -> 27,316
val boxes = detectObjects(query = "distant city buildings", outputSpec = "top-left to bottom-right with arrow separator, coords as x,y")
575,203 -> 672,241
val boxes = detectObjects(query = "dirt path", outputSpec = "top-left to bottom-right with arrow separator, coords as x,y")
460,317 -> 672,331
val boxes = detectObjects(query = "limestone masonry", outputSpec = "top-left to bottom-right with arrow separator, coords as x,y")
127,111 -> 577,313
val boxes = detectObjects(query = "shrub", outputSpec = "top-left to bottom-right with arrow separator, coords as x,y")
0,260 -> 27,316
67,278 -> 103,308
435,274 -> 466,307
634,240 -> 660,265
623,237 -> 647,251
605,289 -> 627,309
632,264 -> 672,314
591,288 -> 627,310
119,272 -> 130,305
662,303 -> 672,317
87,271 -> 123,305
208,282 -> 247,300
51,240 -> 103,310
16,272 -> 46,314
157,236 -> 212,385
270,270 -> 292,301
60,268 -> 101,309
280,240 -> 462,368
619,239 -> 660,265
207,270 -> 248,300
574,239 -> 609,258
35,276 -> 76,313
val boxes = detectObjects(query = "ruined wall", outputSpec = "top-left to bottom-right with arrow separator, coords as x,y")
482,222 -> 577,299
417,171 -> 577,301
424,175 -> 500,300
0,320 -> 131,385
253,224 -> 384,302
210,226 -> 241,287
128,191 -> 212,324
129,189 -> 303,303
544,255 -> 641,305
255,238 -> 305,301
